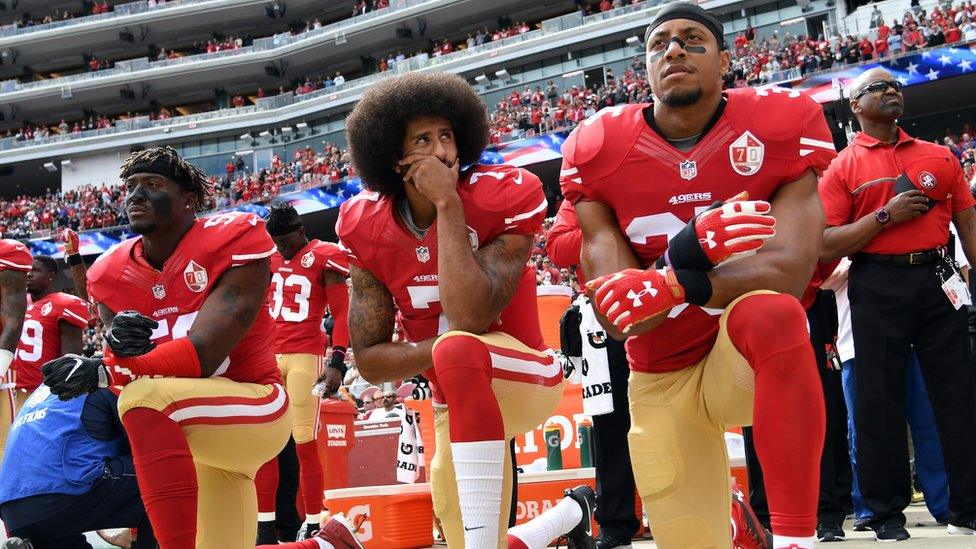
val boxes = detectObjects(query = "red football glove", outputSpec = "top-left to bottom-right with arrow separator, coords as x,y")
61,228 -> 80,256
695,193 -> 775,265
657,191 -> 775,271
586,268 -> 685,334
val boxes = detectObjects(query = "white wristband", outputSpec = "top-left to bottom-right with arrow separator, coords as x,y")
0,348 -> 14,380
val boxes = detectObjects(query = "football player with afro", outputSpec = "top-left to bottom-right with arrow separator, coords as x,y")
336,72 -> 595,548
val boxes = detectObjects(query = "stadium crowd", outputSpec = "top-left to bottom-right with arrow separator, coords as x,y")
7,0 -> 976,149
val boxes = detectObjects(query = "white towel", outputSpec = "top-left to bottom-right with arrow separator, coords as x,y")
576,295 -> 615,416
395,409 -> 424,483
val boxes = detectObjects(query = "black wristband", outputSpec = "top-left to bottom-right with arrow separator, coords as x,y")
328,346 -> 347,377
67,253 -> 83,267
674,268 -> 713,306
654,215 -> 714,271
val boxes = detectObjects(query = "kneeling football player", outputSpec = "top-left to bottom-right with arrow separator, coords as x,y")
42,146 -> 292,549
335,72 -> 594,549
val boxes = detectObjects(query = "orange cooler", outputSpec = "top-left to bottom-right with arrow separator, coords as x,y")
323,483 -> 434,549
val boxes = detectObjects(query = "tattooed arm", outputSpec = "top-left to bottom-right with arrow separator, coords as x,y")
186,258 -> 270,376
436,200 -> 532,334
0,269 -> 27,353
348,264 -> 434,384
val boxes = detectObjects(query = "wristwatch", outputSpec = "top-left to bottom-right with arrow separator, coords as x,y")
874,208 -> 892,226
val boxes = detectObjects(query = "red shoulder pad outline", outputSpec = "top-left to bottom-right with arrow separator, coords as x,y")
336,190 -> 383,268
0,239 -> 33,272
315,241 -> 350,276
86,238 -> 136,306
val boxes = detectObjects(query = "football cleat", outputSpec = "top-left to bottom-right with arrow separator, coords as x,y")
315,513 -> 366,549
255,520 -> 277,545
730,478 -> 772,549
563,485 -> 597,549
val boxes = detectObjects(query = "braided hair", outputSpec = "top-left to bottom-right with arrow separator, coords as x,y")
265,202 -> 302,236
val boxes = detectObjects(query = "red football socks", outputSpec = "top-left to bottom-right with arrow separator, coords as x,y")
121,408 -> 198,549
255,457 -> 279,515
726,293 -> 826,537
296,441 -> 324,518
432,333 -> 504,441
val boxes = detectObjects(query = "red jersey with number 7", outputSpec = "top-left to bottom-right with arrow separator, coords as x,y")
337,164 -> 551,402
87,212 -> 282,385
560,87 -> 837,373
11,292 -> 91,390
268,240 -> 349,355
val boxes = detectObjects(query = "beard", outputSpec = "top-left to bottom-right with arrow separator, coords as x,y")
128,218 -> 156,234
659,86 -> 704,108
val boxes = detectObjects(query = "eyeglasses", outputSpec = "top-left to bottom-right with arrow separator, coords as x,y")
853,80 -> 903,100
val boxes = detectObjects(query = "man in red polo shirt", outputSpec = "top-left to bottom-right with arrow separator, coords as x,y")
819,67 -> 976,541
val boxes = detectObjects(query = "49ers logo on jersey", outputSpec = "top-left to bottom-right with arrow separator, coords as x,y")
729,131 -> 764,176
41,302 -> 53,316
301,250 -> 315,268
183,260 -> 208,293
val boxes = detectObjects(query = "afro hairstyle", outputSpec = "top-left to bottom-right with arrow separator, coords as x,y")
344,72 -> 490,197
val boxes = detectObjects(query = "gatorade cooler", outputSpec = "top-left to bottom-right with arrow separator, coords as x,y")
536,285 -> 573,349
317,398 -> 359,489
323,483 -> 434,549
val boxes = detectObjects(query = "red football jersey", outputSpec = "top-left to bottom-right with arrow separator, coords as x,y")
87,212 -> 281,385
560,88 -> 837,373
338,164 -> 548,401
11,292 -> 90,390
0,239 -> 32,386
269,239 -> 349,354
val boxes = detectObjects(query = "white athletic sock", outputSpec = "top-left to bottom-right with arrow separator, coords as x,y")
451,439 -> 506,549
773,534 -> 815,549
508,494 -> 584,549
257,512 -> 275,522
306,513 -> 321,527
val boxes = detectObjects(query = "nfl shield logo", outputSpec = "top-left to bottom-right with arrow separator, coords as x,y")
679,160 -> 698,180
183,260 -> 208,293
416,246 -> 430,263
729,131 -> 765,176
301,250 -> 315,268
152,284 -> 166,299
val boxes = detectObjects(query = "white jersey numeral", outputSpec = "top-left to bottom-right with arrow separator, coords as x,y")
17,319 -> 44,362
406,285 -> 449,335
268,273 -> 312,322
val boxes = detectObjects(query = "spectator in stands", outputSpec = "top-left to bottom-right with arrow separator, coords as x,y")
366,391 -> 403,421
871,4 -> 884,28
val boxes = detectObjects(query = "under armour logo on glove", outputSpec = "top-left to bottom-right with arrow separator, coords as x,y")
626,281 -> 658,307
656,191 -> 775,271
587,268 -> 685,334
694,192 -> 775,265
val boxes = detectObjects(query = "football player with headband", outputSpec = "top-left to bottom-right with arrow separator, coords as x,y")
255,202 -> 351,543
42,146 -> 291,549
562,2 -> 837,548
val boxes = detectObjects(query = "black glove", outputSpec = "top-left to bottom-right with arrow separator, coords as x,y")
42,354 -> 109,401
108,310 -> 158,357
